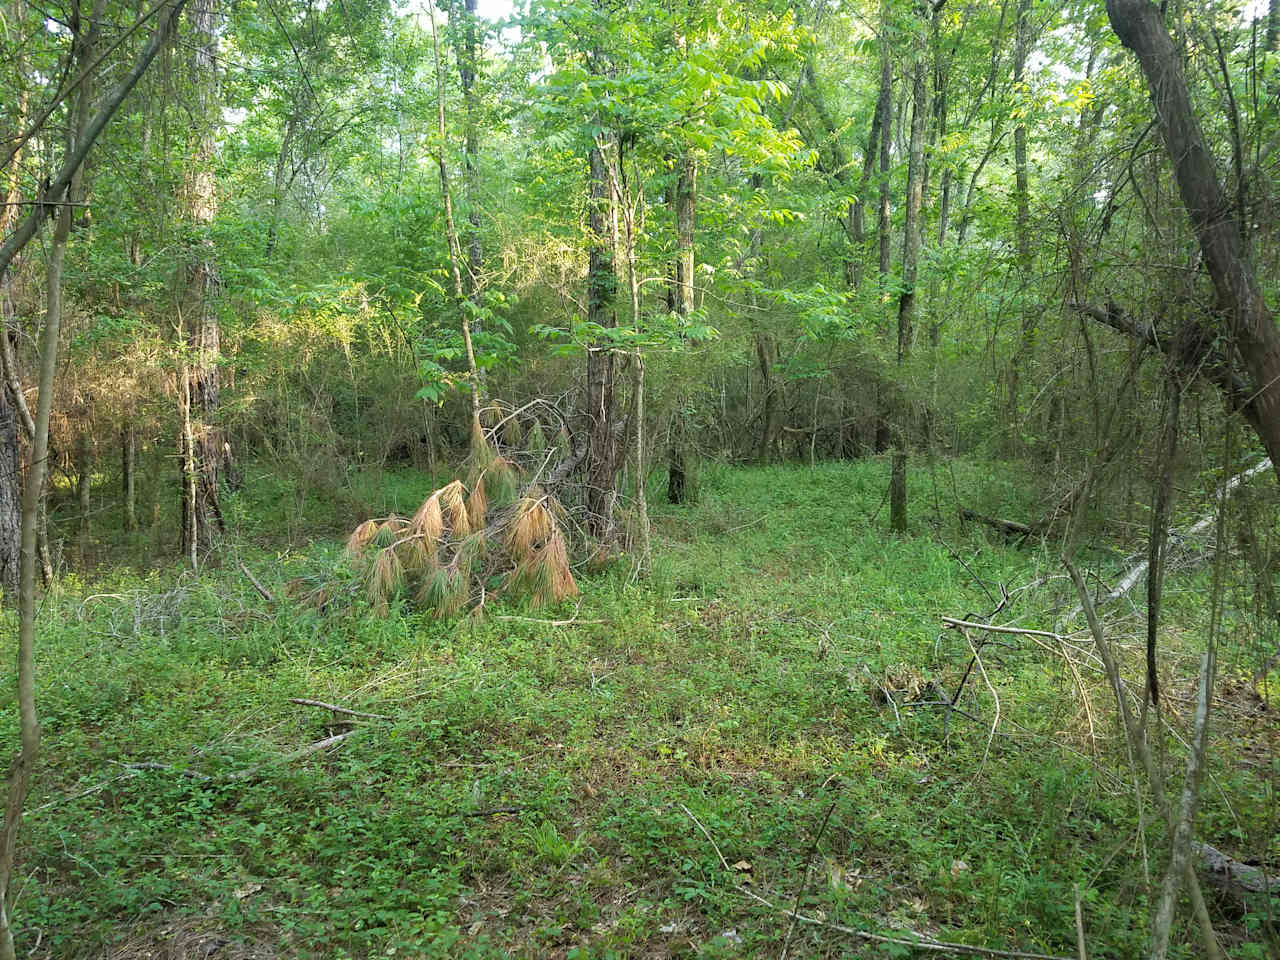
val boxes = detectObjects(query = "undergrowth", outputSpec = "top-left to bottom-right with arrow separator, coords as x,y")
2,459 -> 1276,958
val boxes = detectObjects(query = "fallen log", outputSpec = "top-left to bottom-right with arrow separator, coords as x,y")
1096,458 -> 1272,610
1194,841 -> 1279,894
960,509 -> 1035,545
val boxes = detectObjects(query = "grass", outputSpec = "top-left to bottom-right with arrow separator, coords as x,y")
3,457 -> 1277,958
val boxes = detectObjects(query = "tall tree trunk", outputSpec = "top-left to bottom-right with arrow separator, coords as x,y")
755,333 -> 778,463
429,0 -> 483,444
877,4 -> 894,284
0,372 -> 16,596
76,429 -> 92,563
179,0 -> 227,562
0,190 -> 68,960
121,424 -> 136,532
1007,0 -> 1034,435
616,151 -> 650,563
667,152 -> 695,504
584,140 -> 619,535
0,0 -> 31,598
457,0 -> 483,294
0,0 -> 102,930
891,15 -> 928,535
1106,0 -> 1280,487
852,80 -> 887,290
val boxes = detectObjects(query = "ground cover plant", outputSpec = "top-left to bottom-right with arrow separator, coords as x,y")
3,458 -> 1275,958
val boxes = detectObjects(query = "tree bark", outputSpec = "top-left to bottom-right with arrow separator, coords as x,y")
667,152 -> 695,504
891,23 -> 928,535
877,3 -> 893,283
0,0 -> 101,929
584,140 -> 619,535
1106,0 -> 1280,488
177,0 -> 227,561
76,429 -> 92,562
450,0 -> 486,391
0,372 -> 17,596
121,425 -> 137,532
0,0 -> 31,598
428,0 -> 483,444
1007,0 -> 1034,435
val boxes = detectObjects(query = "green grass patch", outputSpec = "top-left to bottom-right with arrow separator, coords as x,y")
3,458 -> 1275,958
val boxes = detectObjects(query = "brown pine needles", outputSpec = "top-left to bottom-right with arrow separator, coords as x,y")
338,476 -> 578,617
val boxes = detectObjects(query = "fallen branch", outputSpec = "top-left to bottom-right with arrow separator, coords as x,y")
459,805 -> 526,818
240,563 -> 276,603
289,698 -> 391,720
1065,559 -> 1226,960
115,761 -> 210,782
1092,458 -> 1272,611
942,617 -> 1067,642
118,730 -> 360,785
961,508 -> 1035,545
678,803 -> 1075,960
736,885 -> 1075,960
1193,840 -> 1280,894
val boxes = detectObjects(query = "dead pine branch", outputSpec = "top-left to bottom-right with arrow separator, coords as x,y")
288,698 -> 391,720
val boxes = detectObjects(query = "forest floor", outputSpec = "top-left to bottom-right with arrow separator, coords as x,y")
3,459 -> 1277,959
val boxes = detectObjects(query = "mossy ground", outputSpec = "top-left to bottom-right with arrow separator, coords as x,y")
4,459 -> 1277,958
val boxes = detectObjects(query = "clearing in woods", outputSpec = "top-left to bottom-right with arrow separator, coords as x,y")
5,460 -> 1275,958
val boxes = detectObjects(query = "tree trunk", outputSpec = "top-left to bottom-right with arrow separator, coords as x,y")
851,80 -> 887,290
178,0 -> 227,561
450,0 -> 485,391
0,0 -> 96,923
1007,0 -> 1035,435
1106,0 -> 1280,487
891,27 -> 928,536
76,429 -> 92,562
666,152 -> 695,504
755,333 -> 778,463
615,150 -> 650,563
0,0 -> 30,599
877,3 -> 893,284
584,140 -> 619,535
428,0 -> 483,444
121,424 -> 136,532
0,376 -> 17,597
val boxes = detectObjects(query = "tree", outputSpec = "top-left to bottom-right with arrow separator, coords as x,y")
890,0 -> 931,534
1103,0 -> 1280,485
0,2 -> 190,950
178,0 -> 231,565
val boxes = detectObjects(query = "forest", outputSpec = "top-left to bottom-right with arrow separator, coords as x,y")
0,0 -> 1278,955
